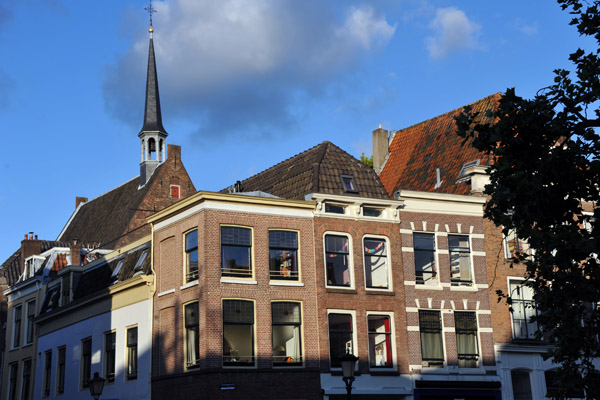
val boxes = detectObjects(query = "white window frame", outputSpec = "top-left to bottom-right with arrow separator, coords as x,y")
362,234 -> 392,292
413,232 -> 440,287
268,229 -> 301,282
454,311 -> 480,368
366,311 -> 396,370
170,184 -> 181,199
24,299 -> 36,345
417,309 -> 446,368
184,301 -> 200,370
508,278 -> 539,340
326,309 -> 358,370
448,234 -> 475,287
323,232 -> 355,290
503,229 -> 531,259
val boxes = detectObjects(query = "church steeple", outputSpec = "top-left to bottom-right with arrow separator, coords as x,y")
139,1 -> 168,187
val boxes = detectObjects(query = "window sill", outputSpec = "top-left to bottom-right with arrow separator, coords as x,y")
414,284 -> 443,291
326,288 -> 357,294
450,285 -> 478,292
269,281 -> 304,287
220,278 -> 257,285
365,290 -> 395,296
157,288 -> 175,297
180,280 -> 199,291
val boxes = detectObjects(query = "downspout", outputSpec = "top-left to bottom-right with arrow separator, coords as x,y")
148,221 -> 156,400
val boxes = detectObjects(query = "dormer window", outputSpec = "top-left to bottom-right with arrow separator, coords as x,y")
24,256 -> 44,280
457,159 -> 480,180
325,204 -> 346,214
134,251 -> 148,271
340,175 -> 358,193
110,260 -> 124,285
363,207 -> 383,218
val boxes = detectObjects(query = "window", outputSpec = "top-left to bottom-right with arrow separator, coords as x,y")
325,204 -> 346,214
328,313 -> 354,368
57,347 -> 66,395
126,327 -> 138,380
221,227 -> 252,278
185,230 -> 198,282
269,230 -> 299,280
325,234 -> 352,287
13,304 -> 22,348
368,314 -> 393,368
25,300 -> 35,345
454,312 -> 479,367
545,370 -> 585,398
340,174 -> 358,193
8,363 -> 17,400
272,302 -> 302,366
510,281 -> 538,339
40,284 -> 61,313
414,233 -> 437,285
81,338 -> 92,388
363,207 -> 382,217
21,358 -> 31,400
170,184 -> 180,199
511,370 -> 533,400
364,237 -> 389,289
43,351 -> 52,397
105,332 -> 116,383
134,250 -> 148,272
109,260 -> 124,286
449,235 -> 473,286
504,230 -> 531,259
185,302 -> 200,369
222,300 -> 254,366
418,310 -> 444,367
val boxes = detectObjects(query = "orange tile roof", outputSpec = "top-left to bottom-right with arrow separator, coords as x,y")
379,93 -> 500,196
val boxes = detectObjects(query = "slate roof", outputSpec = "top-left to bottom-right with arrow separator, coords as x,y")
140,32 -> 167,136
0,241 -> 71,286
224,141 -> 389,200
379,93 -> 500,196
57,164 -> 165,249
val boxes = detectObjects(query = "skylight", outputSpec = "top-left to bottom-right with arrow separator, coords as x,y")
457,159 -> 480,179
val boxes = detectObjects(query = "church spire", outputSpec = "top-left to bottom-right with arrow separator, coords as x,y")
139,1 -> 168,187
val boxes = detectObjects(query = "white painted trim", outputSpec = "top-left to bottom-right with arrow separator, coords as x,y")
472,251 -> 486,257
401,247 -> 414,252
323,231 -> 355,290
414,285 -> 443,291
399,229 -> 413,234
269,281 -> 304,287
471,233 -> 485,239
362,234 -> 393,292
406,326 -> 420,332
366,311 -> 397,370
405,307 -> 419,312
479,328 -> 493,333
220,278 -> 258,285
403,280 -> 416,286
180,281 -> 198,291
157,289 -> 175,297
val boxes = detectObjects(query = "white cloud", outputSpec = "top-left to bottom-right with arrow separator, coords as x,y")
426,7 -> 481,60
103,0 -> 396,140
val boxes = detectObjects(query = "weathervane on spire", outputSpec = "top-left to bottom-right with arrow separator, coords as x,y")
144,0 -> 156,28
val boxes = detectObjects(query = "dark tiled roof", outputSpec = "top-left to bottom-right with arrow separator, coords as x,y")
73,242 -> 151,301
58,165 -> 164,248
224,141 -> 389,200
0,241 -> 72,286
379,93 -> 500,196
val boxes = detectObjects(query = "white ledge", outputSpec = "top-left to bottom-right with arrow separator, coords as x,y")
157,289 -> 175,297
269,281 -> 304,287
180,281 -> 199,291
220,278 -> 258,285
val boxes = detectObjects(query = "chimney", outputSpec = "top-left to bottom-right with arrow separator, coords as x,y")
69,240 -> 82,266
167,144 -> 181,162
20,232 -> 42,275
372,125 -> 389,174
76,197 -> 88,209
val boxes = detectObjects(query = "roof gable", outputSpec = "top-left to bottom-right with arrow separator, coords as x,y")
379,93 -> 500,196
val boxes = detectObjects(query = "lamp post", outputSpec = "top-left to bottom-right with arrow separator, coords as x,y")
340,351 -> 358,400
88,371 -> 105,400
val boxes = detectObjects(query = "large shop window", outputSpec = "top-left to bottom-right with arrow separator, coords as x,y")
418,310 -> 444,367
328,313 -> 354,368
223,300 -> 255,366
81,338 -> 92,388
185,230 -> 199,282
272,302 -> 302,366
185,302 -> 200,369
105,332 -> 116,383
510,281 -> 538,340
221,227 -> 252,278
127,327 -> 138,380
368,314 -> 393,368
325,235 -> 351,287
414,233 -> 437,285
269,231 -> 299,280
454,311 -> 479,367
364,238 -> 389,289
448,235 -> 473,286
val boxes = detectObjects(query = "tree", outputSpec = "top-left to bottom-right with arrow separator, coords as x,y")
360,153 -> 374,168
455,1 -> 600,398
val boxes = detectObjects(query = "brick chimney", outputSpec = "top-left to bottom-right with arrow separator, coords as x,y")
372,125 -> 389,174
69,240 -> 82,266
20,232 -> 42,275
76,197 -> 88,209
167,144 -> 181,161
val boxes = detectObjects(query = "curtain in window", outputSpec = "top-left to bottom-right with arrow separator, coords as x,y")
455,312 -> 478,367
185,302 -> 200,367
328,313 -> 353,367
127,328 -> 138,379
272,302 -> 302,365
223,300 -> 254,365
419,310 -> 443,366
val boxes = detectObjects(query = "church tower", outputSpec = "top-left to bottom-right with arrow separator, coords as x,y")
139,20 -> 168,187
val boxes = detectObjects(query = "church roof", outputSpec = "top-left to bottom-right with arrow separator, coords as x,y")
139,28 -> 167,136
379,93 -> 500,196
224,141 -> 389,200
57,164 -> 165,249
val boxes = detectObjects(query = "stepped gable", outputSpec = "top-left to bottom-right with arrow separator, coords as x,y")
58,164 -> 165,249
379,93 -> 500,196
225,141 -> 390,200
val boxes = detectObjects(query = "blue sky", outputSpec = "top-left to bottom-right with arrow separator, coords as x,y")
0,0 -> 590,258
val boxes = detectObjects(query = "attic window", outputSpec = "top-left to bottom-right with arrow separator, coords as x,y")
110,260 -> 124,285
40,285 -> 61,313
457,159 -> 480,179
170,185 -> 180,199
363,207 -> 383,218
134,251 -> 148,272
325,204 -> 346,214
340,175 -> 358,193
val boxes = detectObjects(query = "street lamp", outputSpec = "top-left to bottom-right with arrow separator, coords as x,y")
340,351 -> 358,400
88,371 -> 105,400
